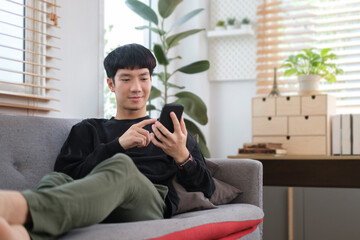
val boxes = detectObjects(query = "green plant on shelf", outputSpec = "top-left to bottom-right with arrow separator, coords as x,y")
216,20 -> 225,27
227,18 -> 236,26
282,48 -> 343,82
242,17 -> 250,25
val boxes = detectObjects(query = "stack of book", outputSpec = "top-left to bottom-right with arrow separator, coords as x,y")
238,142 -> 287,155
332,114 -> 360,155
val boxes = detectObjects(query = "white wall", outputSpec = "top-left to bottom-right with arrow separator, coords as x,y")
209,80 -> 256,157
46,0 -> 104,119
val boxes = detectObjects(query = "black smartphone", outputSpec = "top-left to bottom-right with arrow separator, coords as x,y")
158,104 -> 184,133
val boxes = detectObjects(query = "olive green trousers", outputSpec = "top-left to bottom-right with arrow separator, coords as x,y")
22,153 -> 168,240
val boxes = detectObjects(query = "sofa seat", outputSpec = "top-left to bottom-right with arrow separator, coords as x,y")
60,204 -> 264,240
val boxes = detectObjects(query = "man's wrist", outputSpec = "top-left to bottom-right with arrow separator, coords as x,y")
176,154 -> 193,169
174,150 -> 190,164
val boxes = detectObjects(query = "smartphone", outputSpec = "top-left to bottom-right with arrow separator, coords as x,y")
158,104 -> 184,133
154,104 -> 184,142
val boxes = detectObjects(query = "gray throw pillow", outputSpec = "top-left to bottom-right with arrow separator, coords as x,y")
210,178 -> 242,205
173,177 -> 217,214
205,159 -> 219,176
173,175 -> 242,214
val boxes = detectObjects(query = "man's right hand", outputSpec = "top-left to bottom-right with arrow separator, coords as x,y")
118,118 -> 157,150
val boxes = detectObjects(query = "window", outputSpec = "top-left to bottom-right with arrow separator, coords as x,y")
256,0 -> 360,114
0,0 -> 60,113
103,0 -> 150,118
0,0 -> 24,83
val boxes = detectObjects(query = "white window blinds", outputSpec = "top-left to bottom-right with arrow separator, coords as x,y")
256,0 -> 360,114
0,0 -> 60,113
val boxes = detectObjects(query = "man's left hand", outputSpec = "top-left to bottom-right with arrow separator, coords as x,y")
150,112 -> 189,164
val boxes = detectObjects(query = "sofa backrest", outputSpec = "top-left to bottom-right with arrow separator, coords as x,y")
0,114 -> 80,190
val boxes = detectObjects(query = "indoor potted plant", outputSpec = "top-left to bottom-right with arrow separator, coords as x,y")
241,17 -> 251,30
215,20 -> 226,30
227,17 -> 236,29
126,0 -> 211,156
282,48 -> 343,94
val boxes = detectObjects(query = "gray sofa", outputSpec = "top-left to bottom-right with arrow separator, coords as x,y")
0,114 -> 264,240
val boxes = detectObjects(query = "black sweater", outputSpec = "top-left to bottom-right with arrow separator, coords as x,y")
54,116 -> 215,217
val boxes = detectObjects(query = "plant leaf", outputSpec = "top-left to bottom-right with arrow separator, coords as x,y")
169,8 -> 204,31
168,56 -> 182,62
175,60 -> 210,74
320,48 -> 331,57
324,73 -> 336,82
281,63 -> 292,68
146,104 -> 157,111
303,48 -> 314,58
126,0 -> 158,25
284,68 -> 297,76
135,25 -> 166,35
158,0 -> 183,18
173,91 -> 208,125
167,82 -> 185,89
153,72 -> 165,81
166,29 -> 204,49
184,118 -> 210,157
153,44 -> 169,65
149,86 -> 162,101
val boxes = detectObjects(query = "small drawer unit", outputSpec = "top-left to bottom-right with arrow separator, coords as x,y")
276,96 -> 300,116
288,115 -> 326,135
252,94 -> 336,155
252,97 -> 275,116
253,116 -> 287,136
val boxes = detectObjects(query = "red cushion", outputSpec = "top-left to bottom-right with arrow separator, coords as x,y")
149,218 -> 264,240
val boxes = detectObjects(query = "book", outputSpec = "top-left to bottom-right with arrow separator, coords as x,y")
341,114 -> 352,155
332,115 -> 341,155
239,142 -> 286,155
353,114 -> 360,155
239,148 -> 287,155
243,142 -> 283,149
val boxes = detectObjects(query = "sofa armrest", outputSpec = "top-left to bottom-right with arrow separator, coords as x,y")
208,158 -> 263,209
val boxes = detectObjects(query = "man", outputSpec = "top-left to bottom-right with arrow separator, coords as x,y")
0,43 -> 215,240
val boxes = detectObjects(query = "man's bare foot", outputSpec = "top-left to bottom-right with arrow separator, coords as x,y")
0,191 -> 29,225
0,217 -> 30,240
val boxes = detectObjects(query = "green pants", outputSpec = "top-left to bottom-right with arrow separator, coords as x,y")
22,153 -> 168,240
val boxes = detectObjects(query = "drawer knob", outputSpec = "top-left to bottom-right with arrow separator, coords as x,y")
311,95 -> 316,100
286,96 -> 290,101
262,97 -> 266,102
305,115 -> 309,120
286,136 -> 291,140
268,116 -> 272,121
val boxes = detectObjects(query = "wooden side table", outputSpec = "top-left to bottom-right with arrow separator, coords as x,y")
228,154 -> 360,240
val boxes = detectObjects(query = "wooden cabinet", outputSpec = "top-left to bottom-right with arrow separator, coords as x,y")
252,94 -> 336,155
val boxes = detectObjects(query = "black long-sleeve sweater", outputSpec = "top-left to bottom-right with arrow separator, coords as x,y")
54,116 -> 215,217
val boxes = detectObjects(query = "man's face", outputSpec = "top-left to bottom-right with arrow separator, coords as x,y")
107,67 -> 151,117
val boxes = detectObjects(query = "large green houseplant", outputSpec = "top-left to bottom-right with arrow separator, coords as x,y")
126,0 -> 211,157
282,48 -> 343,93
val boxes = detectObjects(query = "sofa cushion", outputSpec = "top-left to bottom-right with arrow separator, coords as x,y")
173,159 -> 242,214
59,204 -> 264,240
209,178 -> 242,205
172,177 -> 217,214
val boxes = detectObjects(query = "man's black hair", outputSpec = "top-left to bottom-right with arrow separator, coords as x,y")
103,43 -> 157,82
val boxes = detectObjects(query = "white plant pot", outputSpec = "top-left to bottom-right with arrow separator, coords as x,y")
241,24 -> 252,31
215,26 -> 226,31
298,75 -> 322,94
227,25 -> 237,30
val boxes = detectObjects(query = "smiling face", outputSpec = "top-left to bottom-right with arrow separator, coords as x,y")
107,67 -> 152,119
